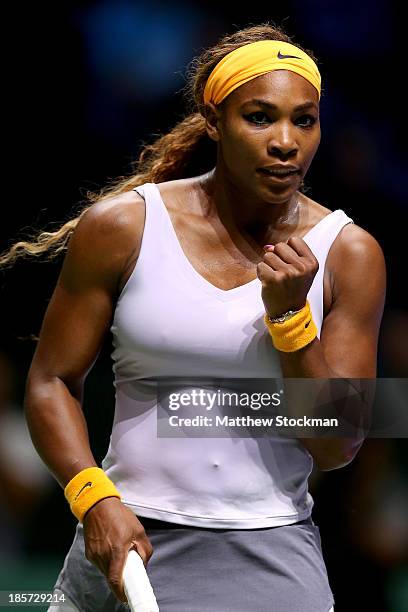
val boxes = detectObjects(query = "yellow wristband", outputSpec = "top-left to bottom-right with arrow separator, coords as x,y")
64,467 -> 121,522
264,300 -> 318,352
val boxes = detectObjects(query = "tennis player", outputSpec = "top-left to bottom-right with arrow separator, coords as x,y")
2,22 -> 385,611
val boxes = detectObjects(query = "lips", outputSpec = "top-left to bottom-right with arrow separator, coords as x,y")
257,168 -> 299,182
258,167 -> 299,176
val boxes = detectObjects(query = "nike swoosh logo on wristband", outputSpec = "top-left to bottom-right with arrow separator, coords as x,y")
305,320 -> 311,328
74,481 -> 93,501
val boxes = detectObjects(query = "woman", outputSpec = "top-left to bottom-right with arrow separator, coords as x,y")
1,23 -> 385,612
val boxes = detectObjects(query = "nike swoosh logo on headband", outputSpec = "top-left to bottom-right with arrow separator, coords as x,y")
74,481 -> 93,500
277,50 -> 301,60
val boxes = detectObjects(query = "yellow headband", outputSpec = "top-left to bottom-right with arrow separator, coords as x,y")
203,40 -> 321,105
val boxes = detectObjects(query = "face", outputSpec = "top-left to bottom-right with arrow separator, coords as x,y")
205,70 -> 321,204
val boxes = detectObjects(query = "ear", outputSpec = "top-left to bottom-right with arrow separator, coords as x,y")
204,102 -> 222,143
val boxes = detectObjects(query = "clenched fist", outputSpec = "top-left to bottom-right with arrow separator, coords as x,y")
257,236 -> 319,319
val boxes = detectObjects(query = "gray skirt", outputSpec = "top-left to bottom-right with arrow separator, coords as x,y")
53,514 -> 334,612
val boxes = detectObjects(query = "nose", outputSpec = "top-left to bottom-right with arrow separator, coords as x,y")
267,120 -> 298,158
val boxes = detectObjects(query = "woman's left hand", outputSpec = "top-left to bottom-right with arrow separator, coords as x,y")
257,237 -> 319,318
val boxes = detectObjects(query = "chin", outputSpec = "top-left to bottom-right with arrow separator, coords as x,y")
254,171 -> 302,201
259,184 -> 299,204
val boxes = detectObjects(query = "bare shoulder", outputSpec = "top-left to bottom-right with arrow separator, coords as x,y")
77,189 -> 145,240
327,222 -> 386,302
62,189 -> 145,296
328,222 -> 385,268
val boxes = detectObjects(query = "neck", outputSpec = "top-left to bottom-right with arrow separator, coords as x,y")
198,165 -> 301,244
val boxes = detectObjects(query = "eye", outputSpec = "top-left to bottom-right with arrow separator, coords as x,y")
243,111 -> 318,128
296,114 -> 317,128
244,112 -> 270,125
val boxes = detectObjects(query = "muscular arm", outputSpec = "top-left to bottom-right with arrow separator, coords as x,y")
279,224 -> 386,469
24,192 -> 155,602
24,191 -> 144,488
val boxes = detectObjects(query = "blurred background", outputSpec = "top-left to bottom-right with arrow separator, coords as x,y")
0,1 -> 407,610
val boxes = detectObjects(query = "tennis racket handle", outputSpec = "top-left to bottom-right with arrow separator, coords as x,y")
123,550 -> 160,612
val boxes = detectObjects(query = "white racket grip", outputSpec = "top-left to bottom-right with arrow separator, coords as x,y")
123,550 -> 160,612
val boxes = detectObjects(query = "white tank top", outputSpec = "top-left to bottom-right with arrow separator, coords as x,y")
102,182 -> 353,528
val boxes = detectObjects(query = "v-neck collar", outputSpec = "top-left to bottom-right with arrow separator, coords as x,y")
151,183 -> 339,302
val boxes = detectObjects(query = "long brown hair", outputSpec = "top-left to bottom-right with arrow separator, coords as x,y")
0,22 -> 317,268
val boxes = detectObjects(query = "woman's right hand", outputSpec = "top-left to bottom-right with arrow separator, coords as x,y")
83,497 -> 154,603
